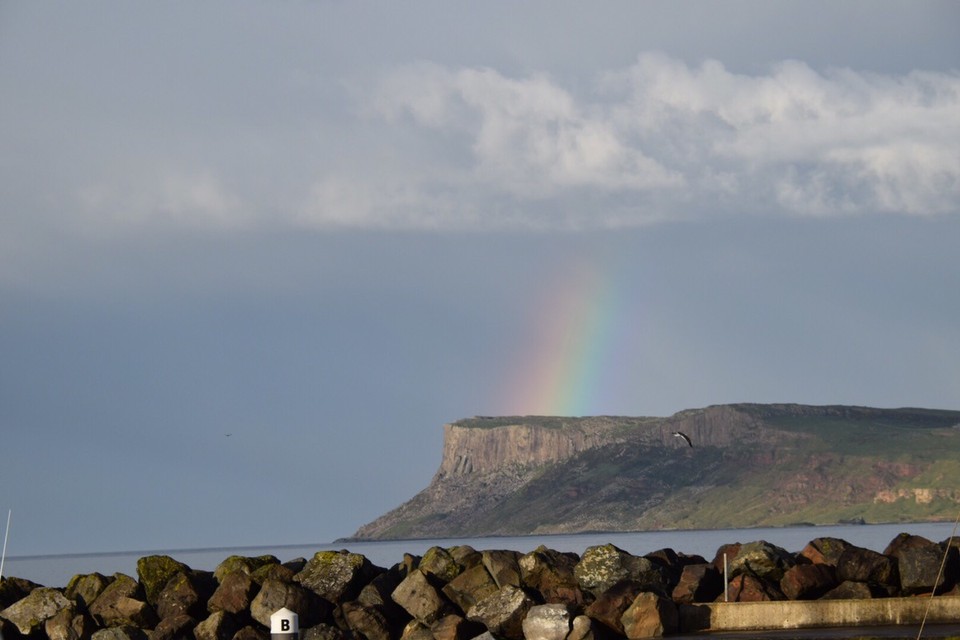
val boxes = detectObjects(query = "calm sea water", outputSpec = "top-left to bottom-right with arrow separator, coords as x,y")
5,522 -> 958,588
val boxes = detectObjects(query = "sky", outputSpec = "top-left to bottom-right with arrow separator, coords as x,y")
1,1 -> 959,556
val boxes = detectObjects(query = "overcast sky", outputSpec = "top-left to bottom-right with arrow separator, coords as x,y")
2,1 -> 959,556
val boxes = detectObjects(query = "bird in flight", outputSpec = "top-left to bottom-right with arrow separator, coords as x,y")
672,431 -> 693,447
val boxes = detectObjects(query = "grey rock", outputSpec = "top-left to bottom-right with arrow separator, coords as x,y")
151,613 -> 196,640
342,601 -> 392,640
250,579 -> 330,629
1,587 -> 74,635
391,569 -> 451,624
442,565 -> 499,615
208,572 -> 258,615
520,603 -> 571,640
194,611 -> 242,640
65,573 -> 113,611
481,550 -> 522,590
727,541 -> 796,582
90,625 -> 148,640
136,556 -> 191,607
466,585 -> 535,640
619,592 -> 677,639
294,551 -> 380,604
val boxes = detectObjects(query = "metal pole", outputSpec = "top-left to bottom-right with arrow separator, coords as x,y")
0,510 -> 11,581
723,552 -> 728,602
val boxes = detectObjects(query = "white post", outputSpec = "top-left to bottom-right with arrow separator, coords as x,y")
271,607 -> 299,640
723,552 -> 728,602
0,510 -> 10,581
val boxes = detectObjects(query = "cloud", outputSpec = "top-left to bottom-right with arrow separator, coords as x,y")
365,54 -> 960,227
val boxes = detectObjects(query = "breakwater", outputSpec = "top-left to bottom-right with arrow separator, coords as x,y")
1,531 -> 959,640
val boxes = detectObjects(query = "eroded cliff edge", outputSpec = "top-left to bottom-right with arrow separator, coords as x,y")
351,404 -> 960,540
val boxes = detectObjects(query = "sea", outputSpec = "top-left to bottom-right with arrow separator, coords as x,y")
4,521 -> 958,588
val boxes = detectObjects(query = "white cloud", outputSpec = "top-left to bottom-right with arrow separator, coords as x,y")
365,54 -> 960,227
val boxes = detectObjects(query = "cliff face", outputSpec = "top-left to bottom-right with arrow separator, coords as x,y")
351,404 -> 960,540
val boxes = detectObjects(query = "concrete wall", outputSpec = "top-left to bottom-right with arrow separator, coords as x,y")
679,596 -> 960,632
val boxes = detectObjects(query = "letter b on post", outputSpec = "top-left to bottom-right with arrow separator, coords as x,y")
270,607 -> 299,640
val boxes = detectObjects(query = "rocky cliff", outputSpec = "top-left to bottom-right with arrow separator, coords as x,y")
352,404 -> 960,540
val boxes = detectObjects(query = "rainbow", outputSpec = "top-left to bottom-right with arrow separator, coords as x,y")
499,259 -> 627,416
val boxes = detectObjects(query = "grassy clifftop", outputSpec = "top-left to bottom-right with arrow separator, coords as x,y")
352,404 -> 960,540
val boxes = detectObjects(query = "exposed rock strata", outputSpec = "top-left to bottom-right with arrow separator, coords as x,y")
353,404 -> 960,540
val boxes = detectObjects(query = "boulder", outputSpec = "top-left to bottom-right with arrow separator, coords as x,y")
250,579 -> 330,629
726,541 -> 795,582
251,563 -> 296,585
447,546 -> 483,571
136,556 -> 191,606
836,546 -> 899,590
481,550 -> 522,589
441,565 -> 499,614
799,538 -> 852,566
358,570 -> 406,621
156,571 -> 205,620
45,606 -> 98,640
584,580 -> 646,634
65,573 -> 113,611
567,614 -> 597,640
300,623 -> 353,640
619,592 -> 678,639
429,613 -> 483,640
820,580 -> 877,600
884,534 -> 953,595
283,558 -> 308,574
399,619 -> 433,640
575,545 -> 668,596
519,547 -> 584,607
294,551 -> 381,604
671,564 -> 722,604
521,603 -> 572,640
779,563 -> 837,600
466,585 -> 535,640
194,611 -> 242,640
0,577 -> 41,610
391,569 -> 451,624
722,574 -> 785,602
0,587 -> 74,635
91,626 -> 148,640
208,572 -> 258,615
342,601 -> 391,640
711,543 -> 742,573
151,613 -> 196,640
214,556 -> 280,583
88,574 -> 157,629
418,547 -> 461,585
233,626 -> 269,640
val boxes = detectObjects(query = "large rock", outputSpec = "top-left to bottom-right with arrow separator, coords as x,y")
430,613 -> 483,640
88,574 -> 157,629
91,626 -> 148,640
722,574 -> 785,602
194,611 -> 242,640
342,601 -> 392,640
884,534 -> 954,595
208,571 -> 258,615
575,545 -> 668,596
250,579 -> 330,628
45,606 -> 98,640
820,580 -> 877,600
726,541 -> 795,582
799,538 -> 852,566
521,603 -> 571,640
156,571 -> 206,620
418,548 -> 461,585
214,556 -> 280,583
779,563 -> 837,600
0,587 -> 74,635
619,592 -> 677,639
301,623 -> 353,640
836,546 -> 899,590
0,577 -> 41,610
567,614 -> 597,640
65,573 -> 113,611
294,551 -> 381,604
136,556 -> 191,606
671,564 -> 722,604
233,626 -> 269,640
391,569 -> 451,624
519,546 -> 584,607
583,580 -> 645,634
151,613 -> 196,640
482,550 -> 522,589
466,585 -> 535,640
441,565 -> 499,614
